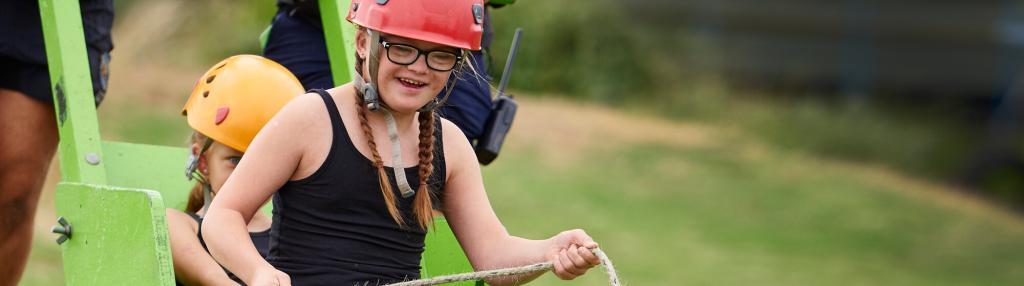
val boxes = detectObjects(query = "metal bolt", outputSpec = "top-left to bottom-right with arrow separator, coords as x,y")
52,216 -> 72,245
85,153 -> 100,165
472,4 -> 484,24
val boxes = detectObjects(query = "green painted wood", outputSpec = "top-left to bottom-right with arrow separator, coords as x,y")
102,141 -> 193,210
423,218 -> 482,285
55,183 -> 174,286
103,140 -> 275,215
319,0 -> 357,86
39,0 -> 107,185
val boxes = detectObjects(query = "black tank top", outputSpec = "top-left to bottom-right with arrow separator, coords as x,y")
268,90 -> 446,285
176,213 -> 270,285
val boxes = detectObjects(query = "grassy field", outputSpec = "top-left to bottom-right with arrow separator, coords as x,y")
21,95 -> 1024,285
488,98 -> 1024,286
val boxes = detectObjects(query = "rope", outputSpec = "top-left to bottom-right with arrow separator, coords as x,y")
386,248 -> 620,286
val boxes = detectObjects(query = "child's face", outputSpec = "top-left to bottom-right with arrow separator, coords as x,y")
201,142 -> 244,195
358,30 -> 458,113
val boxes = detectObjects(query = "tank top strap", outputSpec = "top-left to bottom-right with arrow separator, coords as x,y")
185,212 -> 202,223
289,88 -> 355,184
310,89 -> 344,146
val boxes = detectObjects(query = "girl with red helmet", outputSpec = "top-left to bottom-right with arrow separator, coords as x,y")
202,1 -> 601,285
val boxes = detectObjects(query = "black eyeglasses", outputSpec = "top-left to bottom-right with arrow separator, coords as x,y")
380,39 -> 463,72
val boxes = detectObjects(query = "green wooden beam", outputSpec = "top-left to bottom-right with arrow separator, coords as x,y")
102,141 -> 193,210
38,0 -> 107,185
423,218 -> 484,285
55,183 -> 174,285
319,0 -> 357,86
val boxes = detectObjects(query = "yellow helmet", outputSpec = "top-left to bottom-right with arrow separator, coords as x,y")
181,55 -> 303,152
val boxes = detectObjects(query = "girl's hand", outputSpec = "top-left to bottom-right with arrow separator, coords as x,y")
547,229 -> 601,280
248,267 -> 291,286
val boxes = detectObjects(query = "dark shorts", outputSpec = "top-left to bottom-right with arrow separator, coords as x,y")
0,51 -> 110,106
263,10 -> 493,141
0,0 -> 113,106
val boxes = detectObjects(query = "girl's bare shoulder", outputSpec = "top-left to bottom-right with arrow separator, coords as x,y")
270,91 -> 338,136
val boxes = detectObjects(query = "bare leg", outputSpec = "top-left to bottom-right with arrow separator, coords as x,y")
0,88 -> 59,286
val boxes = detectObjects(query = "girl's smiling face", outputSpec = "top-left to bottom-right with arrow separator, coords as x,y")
357,29 -> 460,113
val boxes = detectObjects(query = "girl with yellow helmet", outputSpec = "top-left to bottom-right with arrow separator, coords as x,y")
203,1 -> 601,285
168,55 -> 303,285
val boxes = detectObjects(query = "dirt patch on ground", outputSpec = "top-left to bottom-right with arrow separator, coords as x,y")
760,146 -> 1024,229
508,96 -> 713,167
507,96 -> 1024,227
826,160 -> 1024,229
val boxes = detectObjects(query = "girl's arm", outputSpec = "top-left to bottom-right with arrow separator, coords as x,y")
166,209 -> 238,286
202,93 -> 331,285
439,120 -> 600,285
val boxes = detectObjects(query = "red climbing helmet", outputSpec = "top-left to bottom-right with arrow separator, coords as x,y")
347,0 -> 485,51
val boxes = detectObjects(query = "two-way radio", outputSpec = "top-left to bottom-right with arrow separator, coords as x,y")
475,28 -> 523,165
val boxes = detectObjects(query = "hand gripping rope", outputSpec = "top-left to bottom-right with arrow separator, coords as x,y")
385,248 -> 620,286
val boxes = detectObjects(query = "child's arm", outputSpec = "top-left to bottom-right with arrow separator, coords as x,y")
203,93 -> 329,285
439,119 -> 601,285
165,209 -> 238,286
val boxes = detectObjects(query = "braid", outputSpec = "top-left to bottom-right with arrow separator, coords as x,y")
184,182 -> 205,213
414,110 -> 437,230
355,84 -> 404,227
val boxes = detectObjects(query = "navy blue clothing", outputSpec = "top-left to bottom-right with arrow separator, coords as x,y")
262,10 -> 333,93
263,8 -> 494,141
0,0 -> 113,104
176,212 -> 271,285
267,90 -> 446,285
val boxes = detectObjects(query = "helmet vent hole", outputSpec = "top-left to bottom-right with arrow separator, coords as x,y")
215,63 -> 226,70
202,91 -> 210,98
206,75 -> 216,84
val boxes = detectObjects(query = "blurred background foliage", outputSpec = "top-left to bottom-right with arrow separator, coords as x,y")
492,0 -> 1024,205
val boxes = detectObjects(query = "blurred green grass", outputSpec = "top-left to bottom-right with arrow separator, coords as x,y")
484,118 -> 1024,285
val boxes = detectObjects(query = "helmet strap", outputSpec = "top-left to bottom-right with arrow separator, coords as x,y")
381,109 -> 417,198
185,138 -> 214,180
420,73 -> 458,112
365,30 -> 383,112
184,138 -> 215,214
353,73 -> 418,198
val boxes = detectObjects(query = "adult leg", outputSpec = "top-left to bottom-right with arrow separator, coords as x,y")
0,88 -> 59,286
